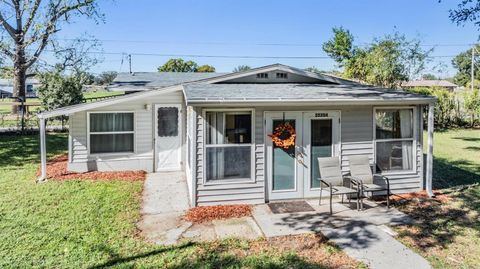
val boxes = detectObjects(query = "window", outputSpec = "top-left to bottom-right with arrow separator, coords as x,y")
157,107 -> 178,137
256,73 -> 268,79
374,108 -> 414,172
276,72 -> 288,79
205,110 -> 253,182
89,112 -> 134,154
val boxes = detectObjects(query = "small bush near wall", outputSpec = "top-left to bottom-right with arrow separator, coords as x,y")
406,87 -> 480,129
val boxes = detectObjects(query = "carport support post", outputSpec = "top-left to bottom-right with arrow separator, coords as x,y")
38,117 -> 47,182
426,103 -> 434,197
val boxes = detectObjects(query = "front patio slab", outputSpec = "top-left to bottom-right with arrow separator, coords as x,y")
252,199 -> 430,269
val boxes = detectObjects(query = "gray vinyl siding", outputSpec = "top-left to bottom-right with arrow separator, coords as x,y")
194,105 -> 425,205
68,91 -> 185,173
195,107 -> 265,205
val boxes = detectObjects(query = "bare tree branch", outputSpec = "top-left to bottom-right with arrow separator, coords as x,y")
0,11 -> 16,39
23,0 -> 42,33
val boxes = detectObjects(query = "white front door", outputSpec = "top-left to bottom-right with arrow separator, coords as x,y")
266,111 -> 340,200
154,104 -> 182,171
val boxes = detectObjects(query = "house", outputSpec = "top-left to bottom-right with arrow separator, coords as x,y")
37,64 -> 436,206
401,80 -> 458,91
0,78 -> 40,98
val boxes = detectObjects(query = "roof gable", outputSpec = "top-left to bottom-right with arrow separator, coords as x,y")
204,64 -> 359,85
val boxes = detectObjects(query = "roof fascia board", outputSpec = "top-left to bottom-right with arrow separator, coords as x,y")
186,98 -> 436,106
38,85 -> 183,119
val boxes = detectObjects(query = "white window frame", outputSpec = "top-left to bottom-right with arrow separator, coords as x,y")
202,108 -> 255,185
373,106 -> 417,174
87,111 -> 136,156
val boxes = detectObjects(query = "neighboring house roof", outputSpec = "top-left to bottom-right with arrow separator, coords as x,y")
0,78 -> 40,93
401,80 -> 457,88
38,64 -> 435,119
109,72 -> 228,91
183,83 -> 436,105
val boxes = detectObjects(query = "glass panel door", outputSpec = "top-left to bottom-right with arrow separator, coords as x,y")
272,119 -> 296,191
266,112 -> 303,200
303,111 -> 340,198
310,119 -> 333,188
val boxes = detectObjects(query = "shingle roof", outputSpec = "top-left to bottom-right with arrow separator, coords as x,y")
109,72 -> 228,91
183,83 -> 435,104
401,80 -> 457,88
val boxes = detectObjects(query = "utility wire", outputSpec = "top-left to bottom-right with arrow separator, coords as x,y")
55,38 -> 477,48
36,49 -> 459,59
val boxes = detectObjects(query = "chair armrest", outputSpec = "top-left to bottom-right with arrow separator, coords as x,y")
348,176 -> 363,187
317,178 -> 331,187
374,174 -> 390,185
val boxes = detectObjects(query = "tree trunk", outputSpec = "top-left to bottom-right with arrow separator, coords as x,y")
11,44 -> 27,115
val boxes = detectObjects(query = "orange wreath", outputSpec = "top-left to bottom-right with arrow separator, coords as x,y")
268,122 -> 296,149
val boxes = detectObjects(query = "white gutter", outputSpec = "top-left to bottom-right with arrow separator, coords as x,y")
186,97 -> 436,106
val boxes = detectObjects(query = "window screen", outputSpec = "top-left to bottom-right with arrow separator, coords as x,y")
157,107 -> 179,137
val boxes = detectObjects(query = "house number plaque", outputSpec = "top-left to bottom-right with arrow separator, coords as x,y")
315,113 -> 328,117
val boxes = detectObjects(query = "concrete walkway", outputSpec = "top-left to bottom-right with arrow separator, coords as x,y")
137,172 -> 262,245
252,199 -> 431,269
137,172 -> 192,245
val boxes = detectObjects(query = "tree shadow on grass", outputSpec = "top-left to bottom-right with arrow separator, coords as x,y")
426,155 -> 480,189
0,133 -> 67,167
452,136 -> 480,142
88,240 -> 334,269
394,186 -> 480,254
397,154 -> 480,260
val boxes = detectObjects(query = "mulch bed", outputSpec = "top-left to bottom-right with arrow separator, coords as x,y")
184,204 -> 252,223
372,190 -> 450,204
36,154 -> 146,181
391,190 -> 450,203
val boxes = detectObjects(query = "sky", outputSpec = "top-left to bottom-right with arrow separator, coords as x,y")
45,0 -> 479,77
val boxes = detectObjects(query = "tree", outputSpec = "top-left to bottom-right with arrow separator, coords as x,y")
322,27 -> 355,66
449,0 -> 480,29
432,88 -> 456,128
0,0 -> 102,113
37,68 -> 87,128
422,73 -> 438,80
451,45 -> 480,86
0,66 -> 13,78
233,65 -> 251,72
323,28 -> 432,88
94,71 -> 118,85
158,58 -> 198,72
196,65 -> 215,73
37,68 -> 87,110
464,88 -> 480,127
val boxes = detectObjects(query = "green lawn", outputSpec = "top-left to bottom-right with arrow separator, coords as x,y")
394,129 -> 480,269
0,92 -> 123,115
83,91 -> 124,100
0,133 -> 360,268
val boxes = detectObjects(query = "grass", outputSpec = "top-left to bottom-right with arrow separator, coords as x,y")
0,133 -> 361,268
0,92 -> 123,115
83,91 -> 124,100
393,129 -> 480,269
